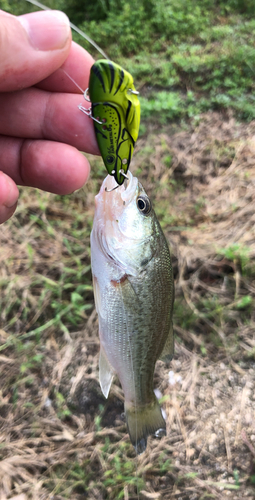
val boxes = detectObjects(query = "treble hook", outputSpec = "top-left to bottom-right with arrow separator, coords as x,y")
83,88 -> 91,102
105,169 -> 129,192
78,88 -> 103,124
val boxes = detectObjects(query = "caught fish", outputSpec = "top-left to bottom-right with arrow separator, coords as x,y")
91,171 -> 174,453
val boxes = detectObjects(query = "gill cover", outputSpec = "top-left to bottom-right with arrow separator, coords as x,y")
89,60 -> 140,185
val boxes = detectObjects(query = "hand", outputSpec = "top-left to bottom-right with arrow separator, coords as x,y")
0,9 -> 100,224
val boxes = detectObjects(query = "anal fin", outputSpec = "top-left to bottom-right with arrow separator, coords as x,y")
99,347 -> 115,398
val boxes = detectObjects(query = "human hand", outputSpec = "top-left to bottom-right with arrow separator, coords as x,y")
0,9 -> 100,224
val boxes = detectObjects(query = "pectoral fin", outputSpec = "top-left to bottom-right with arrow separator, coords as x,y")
159,323 -> 174,363
99,347 -> 115,398
93,276 -> 106,319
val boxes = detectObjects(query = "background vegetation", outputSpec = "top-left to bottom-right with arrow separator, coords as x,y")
0,1 -> 255,499
2,0 -> 255,120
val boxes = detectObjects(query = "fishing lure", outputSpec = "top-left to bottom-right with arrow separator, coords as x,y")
79,60 -> 140,186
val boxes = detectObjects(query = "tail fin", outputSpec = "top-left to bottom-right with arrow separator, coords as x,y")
125,396 -> 166,454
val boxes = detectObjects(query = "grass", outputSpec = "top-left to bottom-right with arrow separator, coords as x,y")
0,1 -> 255,499
5,0 -> 255,123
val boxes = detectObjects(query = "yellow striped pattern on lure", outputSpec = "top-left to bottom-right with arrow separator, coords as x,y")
86,60 -> 140,185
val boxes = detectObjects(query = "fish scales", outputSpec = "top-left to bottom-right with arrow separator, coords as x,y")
100,249 -> 172,402
91,171 -> 174,453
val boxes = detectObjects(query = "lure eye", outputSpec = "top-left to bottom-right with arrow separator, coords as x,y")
136,195 -> 151,215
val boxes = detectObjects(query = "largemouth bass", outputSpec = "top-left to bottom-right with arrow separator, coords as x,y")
91,171 -> 174,453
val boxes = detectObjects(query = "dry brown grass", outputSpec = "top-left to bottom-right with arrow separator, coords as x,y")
0,112 -> 255,499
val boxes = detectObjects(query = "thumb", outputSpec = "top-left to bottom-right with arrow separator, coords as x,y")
0,10 -> 72,92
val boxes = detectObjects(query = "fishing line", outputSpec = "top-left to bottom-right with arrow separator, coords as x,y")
25,0 -> 108,59
60,69 -> 86,94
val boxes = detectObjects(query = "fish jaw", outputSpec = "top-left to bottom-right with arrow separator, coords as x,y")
94,171 -> 138,228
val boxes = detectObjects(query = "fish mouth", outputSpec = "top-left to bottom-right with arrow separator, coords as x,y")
95,171 -> 138,224
100,170 -> 138,205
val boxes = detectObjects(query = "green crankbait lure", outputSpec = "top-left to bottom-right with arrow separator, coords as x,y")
24,3 -> 140,186
79,60 -> 140,186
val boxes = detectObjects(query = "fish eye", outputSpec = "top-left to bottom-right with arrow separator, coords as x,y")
136,195 -> 151,215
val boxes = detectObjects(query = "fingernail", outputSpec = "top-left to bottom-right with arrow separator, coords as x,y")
18,10 -> 70,51
1,173 -> 19,208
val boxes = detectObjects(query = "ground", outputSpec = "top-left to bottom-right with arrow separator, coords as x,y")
0,111 -> 255,499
